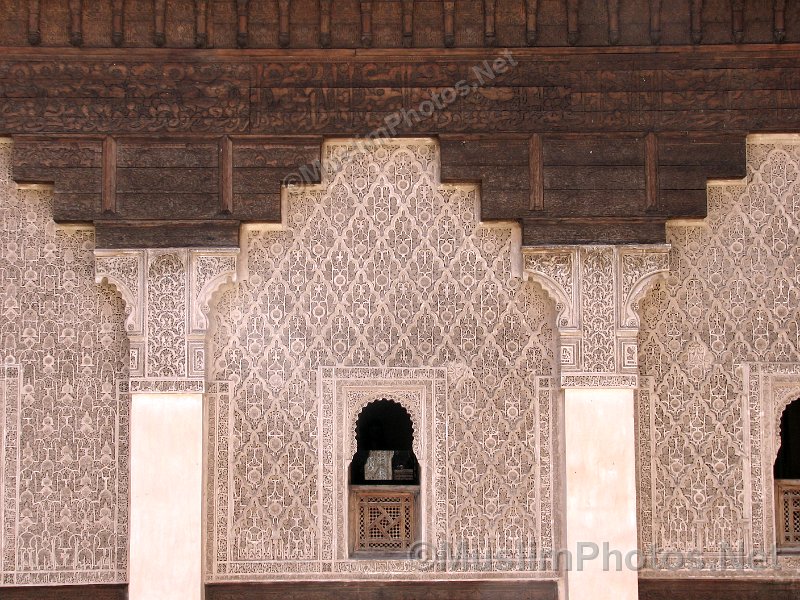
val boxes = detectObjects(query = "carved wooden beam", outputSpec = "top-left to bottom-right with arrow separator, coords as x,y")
236,0 -> 250,48
68,0 -> 83,47
528,134 -> 543,211
483,0 -> 497,46
153,0 -> 166,46
691,0 -> 704,44
607,0 -> 620,45
27,0 -> 41,46
443,1 -> 455,47
102,137 -> 117,215
112,0 -> 125,46
360,0 -> 373,47
525,0 -> 538,45
567,0 -> 579,46
731,0 -> 744,43
195,0 -> 209,48
649,0 -> 661,44
402,0 -> 414,47
774,0 -> 786,43
219,136 -> 233,215
645,133 -> 658,212
320,0 -> 332,47
278,0 -> 290,47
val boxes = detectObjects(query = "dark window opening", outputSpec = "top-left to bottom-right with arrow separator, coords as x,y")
775,398 -> 800,551
775,399 -> 800,479
350,399 -> 419,486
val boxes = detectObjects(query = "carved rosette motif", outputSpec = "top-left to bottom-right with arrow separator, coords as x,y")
0,141 -> 129,585
95,248 -> 238,391
637,139 -> 800,574
206,139 -> 557,580
523,244 -> 669,388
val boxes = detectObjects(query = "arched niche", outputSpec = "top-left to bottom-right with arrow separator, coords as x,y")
349,398 -> 420,486
774,397 -> 800,551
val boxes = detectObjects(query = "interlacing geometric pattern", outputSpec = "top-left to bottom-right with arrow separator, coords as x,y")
776,481 -> 800,548
0,141 -> 129,585
207,139 -> 557,579
638,139 -> 800,570
354,491 -> 416,553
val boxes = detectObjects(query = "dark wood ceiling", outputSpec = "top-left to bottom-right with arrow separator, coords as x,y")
1,1 -> 797,247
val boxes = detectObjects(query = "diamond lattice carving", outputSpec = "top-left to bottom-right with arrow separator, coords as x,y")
206,139 -> 557,580
0,141 -> 129,585
638,137 -> 800,571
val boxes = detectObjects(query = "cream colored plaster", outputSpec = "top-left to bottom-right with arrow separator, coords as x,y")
130,393 -> 203,600
564,387 -> 638,600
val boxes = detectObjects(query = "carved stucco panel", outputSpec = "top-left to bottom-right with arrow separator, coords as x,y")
206,139 -> 557,580
95,247 -> 238,392
523,244 -> 669,387
637,139 -> 800,573
0,140 -> 129,585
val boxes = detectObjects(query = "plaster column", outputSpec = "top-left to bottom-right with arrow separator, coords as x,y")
524,245 -> 669,600
563,387 -> 637,600
130,393 -> 204,600
95,248 -> 237,600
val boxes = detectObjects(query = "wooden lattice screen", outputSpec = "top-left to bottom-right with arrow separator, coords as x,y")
351,488 -> 417,554
776,480 -> 800,549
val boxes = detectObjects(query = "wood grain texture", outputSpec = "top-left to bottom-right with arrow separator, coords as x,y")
0,585 -> 127,600
639,579 -> 800,600
206,580 -> 559,600
0,44 -> 771,245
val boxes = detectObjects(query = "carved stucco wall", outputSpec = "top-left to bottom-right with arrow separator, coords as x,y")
0,141 -> 129,585
206,139 -> 558,580
637,136 -> 800,572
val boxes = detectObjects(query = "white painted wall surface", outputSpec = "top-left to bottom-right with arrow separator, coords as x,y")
564,388 -> 638,600
130,393 -> 204,600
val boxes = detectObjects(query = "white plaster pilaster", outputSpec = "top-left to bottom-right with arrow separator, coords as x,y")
95,247 -> 236,600
524,244 -> 669,600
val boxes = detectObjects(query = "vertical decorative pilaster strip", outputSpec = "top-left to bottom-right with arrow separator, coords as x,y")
278,0 -> 291,47
645,132 -> 658,212
649,0 -> 662,44
691,0 -> 704,44
112,0 -> 125,46
402,0 -> 414,47
219,136 -> 233,215
731,0 -> 744,43
102,137 -> 117,215
68,0 -> 83,47
319,0 -> 332,47
27,0 -> 41,46
774,0 -> 786,43
236,0 -> 250,48
525,0 -> 538,45
567,0 -> 579,45
443,1 -> 455,47
483,0 -> 497,46
529,134 -> 544,211
607,0 -> 620,44
153,0 -> 166,46
195,0 -> 209,48
360,0 -> 373,47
